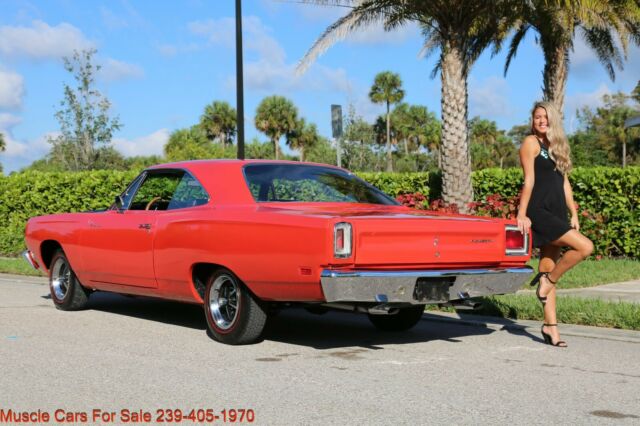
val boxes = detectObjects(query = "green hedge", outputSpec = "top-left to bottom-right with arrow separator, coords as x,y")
1,167 -> 638,259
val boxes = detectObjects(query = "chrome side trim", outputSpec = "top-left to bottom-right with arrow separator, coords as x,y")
320,266 -> 533,304
22,250 -> 40,270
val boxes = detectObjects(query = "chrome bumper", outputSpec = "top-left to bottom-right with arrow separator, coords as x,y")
22,250 -> 40,270
320,266 -> 533,304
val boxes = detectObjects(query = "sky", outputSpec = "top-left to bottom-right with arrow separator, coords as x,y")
0,0 -> 638,174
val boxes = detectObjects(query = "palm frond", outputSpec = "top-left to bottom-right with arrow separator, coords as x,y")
582,26 -> 624,81
504,24 -> 530,76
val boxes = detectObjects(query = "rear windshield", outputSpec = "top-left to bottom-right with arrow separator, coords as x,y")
243,164 -> 398,205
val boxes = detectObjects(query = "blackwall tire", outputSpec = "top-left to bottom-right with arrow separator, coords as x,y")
203,268 -> 267,345
49,249 -> 89,311
367,305 -> 425,331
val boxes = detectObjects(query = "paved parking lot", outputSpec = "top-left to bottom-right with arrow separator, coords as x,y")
2,277 -> 639,425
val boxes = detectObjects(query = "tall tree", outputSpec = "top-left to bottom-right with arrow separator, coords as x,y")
469,117 -> 518,169
254,96 -> 299,160
199,101 -> 237,146
369,71 -> 404,171
0,132 -> 5,152
287,118 -> 320,162
48,49 -> 122,171
297,0 -> 514,211
632,80 -> 640,105
504,0 -> 640,115
163,126 -> 233,162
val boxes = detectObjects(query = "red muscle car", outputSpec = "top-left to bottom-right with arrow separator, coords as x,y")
24,160 -> 532,344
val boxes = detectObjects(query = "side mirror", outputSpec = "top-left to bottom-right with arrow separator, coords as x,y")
114,195 -> 125,212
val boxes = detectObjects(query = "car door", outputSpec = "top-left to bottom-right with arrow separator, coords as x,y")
79,170 -> 185,288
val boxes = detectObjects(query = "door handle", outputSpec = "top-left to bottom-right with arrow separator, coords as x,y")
138,223 -> 152,230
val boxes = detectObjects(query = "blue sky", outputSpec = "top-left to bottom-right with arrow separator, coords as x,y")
1,0 -> 638,173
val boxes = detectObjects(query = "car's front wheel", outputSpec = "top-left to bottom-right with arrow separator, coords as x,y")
49,249 -> 89,310
367,305 -> 425,331
203,268 -> 267,345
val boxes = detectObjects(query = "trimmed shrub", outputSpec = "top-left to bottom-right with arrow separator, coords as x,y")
1,167 -> 638,258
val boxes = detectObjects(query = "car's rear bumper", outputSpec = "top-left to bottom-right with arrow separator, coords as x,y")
320,266 -> 533,304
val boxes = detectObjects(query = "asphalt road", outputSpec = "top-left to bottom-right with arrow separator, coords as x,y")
2,276 -> 639,425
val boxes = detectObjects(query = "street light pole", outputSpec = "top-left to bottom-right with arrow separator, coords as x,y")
235,0 -> 245,160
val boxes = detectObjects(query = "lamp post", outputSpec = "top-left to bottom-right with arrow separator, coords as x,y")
235,0 -> 245,160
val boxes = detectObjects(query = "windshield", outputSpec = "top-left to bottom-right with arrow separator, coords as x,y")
243,164 -> 399,205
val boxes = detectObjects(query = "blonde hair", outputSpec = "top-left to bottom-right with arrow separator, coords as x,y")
530,101 -> 572,174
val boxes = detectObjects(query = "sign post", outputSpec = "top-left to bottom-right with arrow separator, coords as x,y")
331,104 -> 343,167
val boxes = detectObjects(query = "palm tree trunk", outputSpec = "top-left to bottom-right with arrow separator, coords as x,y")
542,46 -> 569,117
300,147 -> 305,163
440,45 -> 473,212
273,137 -> 279,160
386,101 -> 392,172
622,139 -> 626,168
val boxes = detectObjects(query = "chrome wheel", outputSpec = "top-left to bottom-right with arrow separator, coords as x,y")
208,274 -> 241,330
51,257 -> 71,301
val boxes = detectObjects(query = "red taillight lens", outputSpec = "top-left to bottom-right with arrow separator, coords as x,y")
336,229 -> 344,251
505,225 -> 528,256
506,230 -> 524,249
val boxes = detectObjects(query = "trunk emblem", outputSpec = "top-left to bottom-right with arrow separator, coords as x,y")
471,239 -> 493,243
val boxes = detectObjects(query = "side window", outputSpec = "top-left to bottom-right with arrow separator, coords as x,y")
129,171 -> 184,211
116,173 -> 144,210
167,174 -> 209,210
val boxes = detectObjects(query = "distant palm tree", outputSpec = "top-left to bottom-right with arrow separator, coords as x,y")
199,101 -> 237,146
504,0 -> 640,115
255,96 -> 299,160
287,118 -> 320,162
0,132 -> 6,152
369,71 -> 404,171
297,0 -> 514,211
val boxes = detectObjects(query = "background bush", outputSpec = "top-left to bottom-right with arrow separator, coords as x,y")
1,167 -> 637,259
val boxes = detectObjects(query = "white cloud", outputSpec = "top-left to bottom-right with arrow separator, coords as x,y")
0,69 -> 24,109
0,130 -> 54,173
0,113 -> 22,129
0,20 -> 94,60
469,76 -> 513,120
112,129 -> 170,157
99,58 -> 144,81
564,83 -> 610,132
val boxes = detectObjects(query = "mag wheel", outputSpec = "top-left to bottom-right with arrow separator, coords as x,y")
49,249 -> 89,310
203,268 -> 267,345
367,305 -> 425,331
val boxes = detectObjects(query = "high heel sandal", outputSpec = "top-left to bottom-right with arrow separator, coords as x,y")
530,272 -> 556,306
541,324 -> 567,347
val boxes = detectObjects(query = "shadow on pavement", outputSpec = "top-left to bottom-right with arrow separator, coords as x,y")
45,290 -> 544,348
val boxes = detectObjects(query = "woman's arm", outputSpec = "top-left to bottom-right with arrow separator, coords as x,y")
517,136 -> 539,234
563,174 -> 579,231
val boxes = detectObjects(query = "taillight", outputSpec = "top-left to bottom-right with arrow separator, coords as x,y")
505,225 -> 528,256
334,222 -> 352,258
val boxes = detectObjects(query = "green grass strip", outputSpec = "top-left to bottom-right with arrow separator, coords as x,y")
467,294 -> 640,330
0,257 -> 46,277
526,258 -> 640,289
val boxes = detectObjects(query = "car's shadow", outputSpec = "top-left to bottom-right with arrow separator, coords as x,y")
44,291 -> 543,349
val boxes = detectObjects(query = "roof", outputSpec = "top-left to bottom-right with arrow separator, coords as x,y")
624,116 -> 640,128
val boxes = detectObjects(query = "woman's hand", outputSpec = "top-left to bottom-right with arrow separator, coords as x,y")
516,213 -> 531,235
570,214 -> 580,232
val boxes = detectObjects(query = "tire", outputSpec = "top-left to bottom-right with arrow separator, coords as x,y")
367,305 -> 425,332
49,249 -> 89,311
203,268 -> 267,345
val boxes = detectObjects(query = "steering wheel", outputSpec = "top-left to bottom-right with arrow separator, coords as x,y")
145,197 -> 163,210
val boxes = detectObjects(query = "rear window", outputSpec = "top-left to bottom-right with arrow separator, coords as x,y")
243,164 -> 398,205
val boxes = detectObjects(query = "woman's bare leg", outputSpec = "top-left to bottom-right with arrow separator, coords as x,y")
539,229 -> 593,345
539,245 -> 562,343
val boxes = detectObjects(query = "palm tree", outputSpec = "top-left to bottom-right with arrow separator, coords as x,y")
255,96 -> 299,160
504,0 -> 640,115
297,0 -> 514,211
287,118 -> 320,162
199,101 -> 237,146
369,71 -> 404,171
0,132 -> 5,152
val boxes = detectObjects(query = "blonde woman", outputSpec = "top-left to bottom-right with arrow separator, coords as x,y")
516,101 -> 593,348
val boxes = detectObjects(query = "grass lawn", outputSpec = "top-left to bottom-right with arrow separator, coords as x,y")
0,257 -> 46,277
525,258 -> 640,289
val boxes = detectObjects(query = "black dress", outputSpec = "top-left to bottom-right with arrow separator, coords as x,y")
526,139 -> 571,247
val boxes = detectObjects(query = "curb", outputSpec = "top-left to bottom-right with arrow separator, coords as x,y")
421,311 -> 640,344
